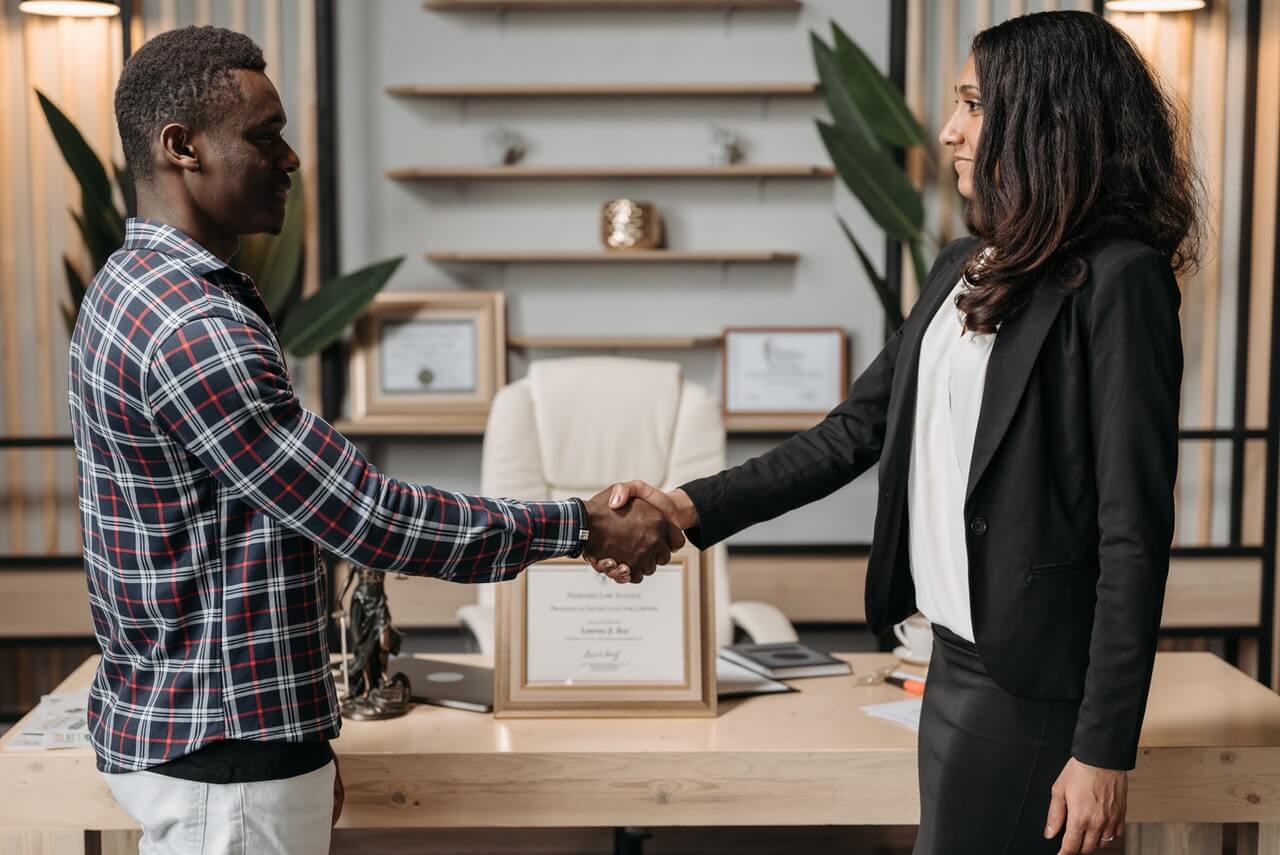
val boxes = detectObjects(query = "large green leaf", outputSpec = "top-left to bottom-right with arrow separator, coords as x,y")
831,23 -> 927,149
113,162 -> 136,219
811,31 -> 881,151
60,301 -> 78,339
909,241 -> 931,299
255,174 -> 306,316
232,231 -> 271,284
818,120 -> 923,244
836,216 -> 905,330
279,257 -> 403,358
72,209 -> 119,272
36,90 -> 116,222
61,255 -> 88,335
63,256 -> 88,309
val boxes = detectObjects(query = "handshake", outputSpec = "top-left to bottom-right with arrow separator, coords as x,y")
580,481 -> 700,585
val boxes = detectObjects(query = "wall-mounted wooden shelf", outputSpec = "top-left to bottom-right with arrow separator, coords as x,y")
426,0 -> 802,9
426,250 -> 798,264
387,83 -> 818,98
387,164 -> 835,181
507,334 -> 722,350
724,413 -> 824,433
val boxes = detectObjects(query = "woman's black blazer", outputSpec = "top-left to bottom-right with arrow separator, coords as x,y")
683,235 -> 1182,772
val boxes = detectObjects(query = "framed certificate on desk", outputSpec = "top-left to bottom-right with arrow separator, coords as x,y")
494,547 -> 716,718
348,292 -> 505,425
722,327 -> 847,418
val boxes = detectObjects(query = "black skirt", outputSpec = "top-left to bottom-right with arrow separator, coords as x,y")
913,624 -> 1082,855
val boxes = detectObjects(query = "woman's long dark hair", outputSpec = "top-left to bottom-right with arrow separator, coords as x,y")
957,10 -> 1203,334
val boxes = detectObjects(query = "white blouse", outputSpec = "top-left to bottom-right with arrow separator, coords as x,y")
906,276 -> 996,643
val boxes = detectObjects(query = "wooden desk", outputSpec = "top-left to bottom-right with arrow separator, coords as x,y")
2,653 -> 1279,855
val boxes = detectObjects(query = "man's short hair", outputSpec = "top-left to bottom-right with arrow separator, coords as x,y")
114,26 -> 266,180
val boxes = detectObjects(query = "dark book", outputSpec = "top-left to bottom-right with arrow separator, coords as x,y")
719,642 -> 852,680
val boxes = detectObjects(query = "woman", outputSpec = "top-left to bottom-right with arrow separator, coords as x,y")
593,11 -> 1201,855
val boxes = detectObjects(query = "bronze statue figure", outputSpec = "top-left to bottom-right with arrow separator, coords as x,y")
334,560 -> 410,721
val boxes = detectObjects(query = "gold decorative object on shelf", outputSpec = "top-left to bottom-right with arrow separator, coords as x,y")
601,198 -> 664,250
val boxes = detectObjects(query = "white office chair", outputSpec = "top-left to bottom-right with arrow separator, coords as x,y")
457,356 -> 797,653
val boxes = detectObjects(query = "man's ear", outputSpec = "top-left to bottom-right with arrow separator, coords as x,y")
159,123 -> 200,173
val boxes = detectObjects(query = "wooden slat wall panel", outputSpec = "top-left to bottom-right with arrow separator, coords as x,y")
1187,0 -> 1230,543
1111,7 -> 1229,546
0,5 -> 26,555
22,15 -> 55,555
0,3 -> 121,557
0,2 -> 320,559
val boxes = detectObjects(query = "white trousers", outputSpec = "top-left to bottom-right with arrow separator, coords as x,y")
102,761 -> 335,855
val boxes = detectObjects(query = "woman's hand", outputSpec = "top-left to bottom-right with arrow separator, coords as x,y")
1046,757 -> 1126,853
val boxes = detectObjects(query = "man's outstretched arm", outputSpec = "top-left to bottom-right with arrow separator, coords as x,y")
144,313 -> 680,581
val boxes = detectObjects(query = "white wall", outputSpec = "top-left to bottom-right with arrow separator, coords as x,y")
335,0 -> 896,545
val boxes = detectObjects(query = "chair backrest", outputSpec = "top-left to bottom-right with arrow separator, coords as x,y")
479,356 -> 733,647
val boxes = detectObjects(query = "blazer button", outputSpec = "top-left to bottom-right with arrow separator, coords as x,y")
970,516 -> 988,536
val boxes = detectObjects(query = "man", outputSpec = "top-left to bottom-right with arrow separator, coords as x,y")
68,26 -> 677,853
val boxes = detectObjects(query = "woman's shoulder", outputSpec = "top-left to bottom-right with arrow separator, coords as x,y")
936,235 -> 982,267
1073,236 -> 1179,317
1080,236 -> 1170,280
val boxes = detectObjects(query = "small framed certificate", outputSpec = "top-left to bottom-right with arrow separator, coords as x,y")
349,292 -> 505,422
722,327 -> 848,418
494,547 -> 716,718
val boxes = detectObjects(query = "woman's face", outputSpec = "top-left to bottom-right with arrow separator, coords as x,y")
940,54 -> 984,200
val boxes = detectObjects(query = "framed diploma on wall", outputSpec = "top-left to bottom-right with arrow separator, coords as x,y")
349,291 -> 505,424
494,547 -> 716,718
722,327 -> 848,418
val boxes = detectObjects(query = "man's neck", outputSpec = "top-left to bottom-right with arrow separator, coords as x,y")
135,189 -> 238,263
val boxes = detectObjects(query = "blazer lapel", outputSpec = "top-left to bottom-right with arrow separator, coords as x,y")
965,280 -> 1066,501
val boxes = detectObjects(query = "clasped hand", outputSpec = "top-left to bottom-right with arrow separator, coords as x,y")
582,481 -> 697,584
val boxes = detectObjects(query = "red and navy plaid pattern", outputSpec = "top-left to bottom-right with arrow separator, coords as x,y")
68,219 -> 584,774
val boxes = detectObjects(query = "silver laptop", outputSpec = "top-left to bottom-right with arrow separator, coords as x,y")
389,656 -> 494,713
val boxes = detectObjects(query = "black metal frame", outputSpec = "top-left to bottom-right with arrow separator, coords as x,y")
316,0 -> 344,423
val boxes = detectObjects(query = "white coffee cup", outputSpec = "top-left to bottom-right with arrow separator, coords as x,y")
893,614 -> 933,661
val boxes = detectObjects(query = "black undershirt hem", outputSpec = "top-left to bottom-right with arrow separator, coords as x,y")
146,738 -> 333,784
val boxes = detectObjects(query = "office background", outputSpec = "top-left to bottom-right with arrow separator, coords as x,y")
0,1 -> 1277,850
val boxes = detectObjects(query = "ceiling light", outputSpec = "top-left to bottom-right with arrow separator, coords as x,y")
1105,0 -> 1205,11
18,1 -> 120,17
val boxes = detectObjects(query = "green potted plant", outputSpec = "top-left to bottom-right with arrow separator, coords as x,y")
811,22 -> 941,338
36,89 -> 402,360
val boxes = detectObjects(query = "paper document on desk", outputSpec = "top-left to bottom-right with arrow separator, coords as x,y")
861,698 -> 923,732
4,688 -> 92,751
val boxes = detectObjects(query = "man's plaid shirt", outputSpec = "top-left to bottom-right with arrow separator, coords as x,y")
69,219 -> 585,774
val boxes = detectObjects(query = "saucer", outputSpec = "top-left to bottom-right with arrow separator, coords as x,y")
893,645 -> 931,666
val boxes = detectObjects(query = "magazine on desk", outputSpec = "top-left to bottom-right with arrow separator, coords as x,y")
3,688 -> 92,751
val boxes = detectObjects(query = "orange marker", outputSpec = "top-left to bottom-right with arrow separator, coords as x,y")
885,674 -> 926,695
